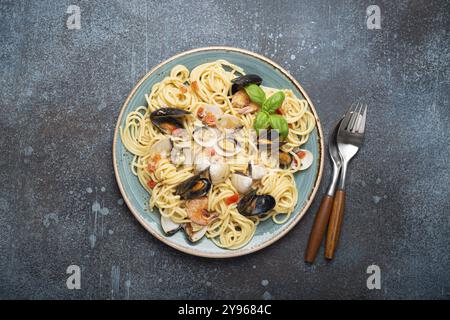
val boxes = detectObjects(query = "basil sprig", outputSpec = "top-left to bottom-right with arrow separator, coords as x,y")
248,87 -> 288,138
262,91 -> 285,113
269,114 -> 289,138
253,111 -> 270,134
244,84 -> 266,106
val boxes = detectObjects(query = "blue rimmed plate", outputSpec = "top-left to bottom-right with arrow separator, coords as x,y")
113,47 -> 324,258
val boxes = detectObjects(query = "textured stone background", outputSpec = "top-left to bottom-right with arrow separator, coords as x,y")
0,0 -> 449,299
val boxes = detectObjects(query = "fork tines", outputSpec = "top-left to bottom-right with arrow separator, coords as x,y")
342,102 -> 367,134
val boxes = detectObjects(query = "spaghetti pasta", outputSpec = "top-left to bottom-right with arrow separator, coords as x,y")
120,60 -> 315,249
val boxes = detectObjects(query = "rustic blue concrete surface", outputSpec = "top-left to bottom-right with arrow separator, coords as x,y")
0,0 -> 449,299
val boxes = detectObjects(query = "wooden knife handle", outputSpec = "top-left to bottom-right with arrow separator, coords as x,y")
304,195 -> 334,263
325,190 -> 346,259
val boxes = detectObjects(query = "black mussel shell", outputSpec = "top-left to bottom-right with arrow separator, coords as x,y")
151,116 -> 183,134
231,74 -> 263,94
175,174 -> 211,200
237,190 -> 276,216
150,108 -> 190,119
150,108 -> 190,134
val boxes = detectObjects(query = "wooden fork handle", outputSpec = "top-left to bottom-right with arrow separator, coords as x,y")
304,195 -> 334,263
325,190 -> 346,259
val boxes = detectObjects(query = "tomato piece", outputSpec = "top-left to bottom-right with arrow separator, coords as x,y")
203,112 -> 216,126
275,108 -> 283,115
191,81 -> 199,92
197,107 -> 205,118
208,148 -> 216,156
179,86 -> 187,94
225,194 -> 239,205
160,122 -> 177,133
296,150 -> 306,159
147,163 -> 156,173
153,154 -> 162,163
147,180 -> 157,189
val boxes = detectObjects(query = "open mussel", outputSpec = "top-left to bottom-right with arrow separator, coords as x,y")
175,174 -> 211,200
231,74 -> 263,94
279,151 -> 293,169
237,189 -> 276,216
151,107 -> 190,118
150,108 -> 190,134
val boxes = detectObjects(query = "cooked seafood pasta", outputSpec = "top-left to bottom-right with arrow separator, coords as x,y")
120,60 -> 316,249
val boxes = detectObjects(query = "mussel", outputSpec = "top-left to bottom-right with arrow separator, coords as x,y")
151,107 -> 190,118
231,74 -> 263,94
175,174 -> 211,200
279,151 -> 293,169
150,108 -> 190,134
236,189 -> 276,216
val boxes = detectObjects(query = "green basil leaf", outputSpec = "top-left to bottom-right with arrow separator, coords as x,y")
269,114 -> 289,138
253,111 -> 271,134
262,91 -> 285,113
244,84 -> 266,106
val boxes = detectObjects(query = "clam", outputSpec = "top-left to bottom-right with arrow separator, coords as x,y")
214,137 -> 241,157
209,156 -> 230,184
230,173 -> 253,194
237,190 -> 276,217
184,224 -> 207,243
161,215 -> 181,235
197,105 -> 223,126
170,147 -> 187,166
192,126 -> 218,148
149,137 -> 172,158
193,152 -> 211,173
231,74 -> 263,94
248,161 -> 267,180
216,114 -> 243,131
293,149 -> 314,171
150,108 -> 190,134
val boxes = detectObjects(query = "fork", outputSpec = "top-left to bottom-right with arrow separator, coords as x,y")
304,118 -> 342,263
325,102 -> 367,259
